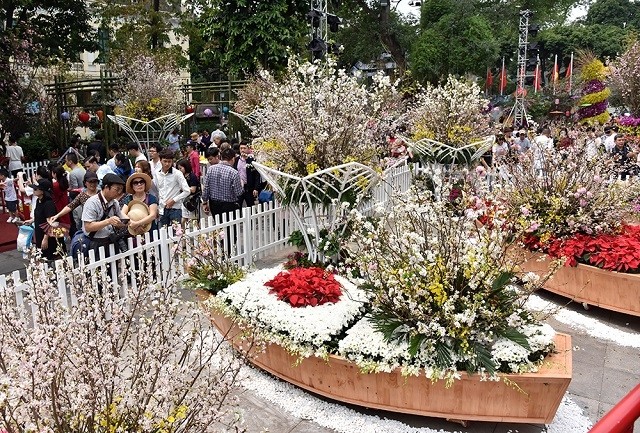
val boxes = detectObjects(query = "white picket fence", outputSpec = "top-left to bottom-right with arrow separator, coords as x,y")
0,163 -> 416,317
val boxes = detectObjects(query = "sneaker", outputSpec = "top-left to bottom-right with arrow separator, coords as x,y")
6,216 -> 14,223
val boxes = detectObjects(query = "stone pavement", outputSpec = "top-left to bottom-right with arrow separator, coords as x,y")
2,249 -> 638,433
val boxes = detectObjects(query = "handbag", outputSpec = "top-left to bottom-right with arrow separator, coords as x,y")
258,190 -> 274,204
17,225 -> 34,253
184,193 -> 201,212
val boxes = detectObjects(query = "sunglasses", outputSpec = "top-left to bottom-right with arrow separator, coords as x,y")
132,180 -> 146,186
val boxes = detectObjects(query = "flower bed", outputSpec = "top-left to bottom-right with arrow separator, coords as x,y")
206,304 -> 572,424
520,251 -> 640,317
199,264 -> 573,423
206,267 -> 369,359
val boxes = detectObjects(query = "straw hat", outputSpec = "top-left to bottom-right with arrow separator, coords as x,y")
125,172 -> 152,194
127,199 -> 152,236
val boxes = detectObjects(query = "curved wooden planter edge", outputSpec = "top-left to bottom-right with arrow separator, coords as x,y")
521,251 -> 640,317
201,295 -> 572,425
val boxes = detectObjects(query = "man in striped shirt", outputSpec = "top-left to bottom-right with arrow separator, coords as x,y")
202,148 -> 242,220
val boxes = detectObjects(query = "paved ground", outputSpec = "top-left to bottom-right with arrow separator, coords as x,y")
2,249 -> 638,432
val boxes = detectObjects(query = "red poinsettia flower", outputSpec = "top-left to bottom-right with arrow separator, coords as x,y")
265,267 -> 343,307
531,225 -> 640,273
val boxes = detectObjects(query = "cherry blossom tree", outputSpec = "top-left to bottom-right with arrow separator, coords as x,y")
0,252 -> 243,432
609,40 -> 640,116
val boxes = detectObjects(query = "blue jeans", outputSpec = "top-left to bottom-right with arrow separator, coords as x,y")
159,208 -> 182,227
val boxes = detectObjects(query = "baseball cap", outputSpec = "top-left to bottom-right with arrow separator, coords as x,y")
84,171 -> 99,182
102,173 -> 126,186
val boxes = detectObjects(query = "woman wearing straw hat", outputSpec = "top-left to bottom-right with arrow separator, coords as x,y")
121,172 -> 158,237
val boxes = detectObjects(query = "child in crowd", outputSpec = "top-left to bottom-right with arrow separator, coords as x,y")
0,168 -> 20,223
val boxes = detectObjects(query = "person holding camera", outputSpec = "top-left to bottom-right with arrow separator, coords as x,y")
81,173 -> 128,257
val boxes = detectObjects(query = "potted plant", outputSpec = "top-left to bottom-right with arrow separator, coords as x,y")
501,140 -> 640,315
199,185 -> 572,424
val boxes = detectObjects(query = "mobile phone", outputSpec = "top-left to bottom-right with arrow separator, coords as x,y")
22,173 -> 28,182
119,218 -> 130,224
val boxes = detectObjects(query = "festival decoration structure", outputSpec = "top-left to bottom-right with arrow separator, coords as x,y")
576,54 -> 611,125
107,113 -> 194,152
197,177 -> 571,423
402,75 -> 494,166
233,58 -> 401,260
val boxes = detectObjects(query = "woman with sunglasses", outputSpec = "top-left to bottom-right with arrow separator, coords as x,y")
121,172 -> 159,236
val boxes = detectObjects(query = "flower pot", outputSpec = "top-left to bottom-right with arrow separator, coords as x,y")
205,307 -> 572,424
521,251 -> 640,317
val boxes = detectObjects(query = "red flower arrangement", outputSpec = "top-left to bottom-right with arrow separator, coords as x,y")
529,225 -> 640,273
265,267 -> 342,307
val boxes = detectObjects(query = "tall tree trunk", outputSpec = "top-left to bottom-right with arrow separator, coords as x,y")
379,2 -> 406,74
151,0 -> 160,50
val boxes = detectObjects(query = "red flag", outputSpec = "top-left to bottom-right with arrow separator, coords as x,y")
565,62 -> 572,79
534,63 -> 542,92
486,68 -> 493,90
499,63 -> 507,95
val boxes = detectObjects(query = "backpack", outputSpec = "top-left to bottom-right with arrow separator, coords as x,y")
70,230 -> 92,259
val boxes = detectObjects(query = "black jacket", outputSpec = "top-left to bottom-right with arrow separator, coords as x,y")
233,155 -> 262,191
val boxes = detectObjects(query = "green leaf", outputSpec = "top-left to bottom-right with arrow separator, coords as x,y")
408,334 -> 425,357
470,342 -> 496,376
434,341 -> 453,369
491,271 -> 514,293
500,327 -> 531,351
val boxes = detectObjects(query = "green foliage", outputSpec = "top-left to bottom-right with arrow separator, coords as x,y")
18,134 -> 54,162
411,6 -> 499,83
94,0 -> 186,63
287,230 -> 307,249
539,24 -> 630,61
332,3 -> 416,73
584,0 -> 640,29
197,0 -> 309,78
0,0 -> 97,66
526,93 -> 554,122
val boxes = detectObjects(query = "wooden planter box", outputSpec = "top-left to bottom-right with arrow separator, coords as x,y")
521,251 -> 640,317
207,308 -> 572,424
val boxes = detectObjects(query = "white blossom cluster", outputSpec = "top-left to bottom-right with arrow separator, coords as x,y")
235,58 -> 401,176
491,323 -> 556,373
342,187 -> 555,376
0,251 -> 242,432
501,142 -> 640,239
209,267 -> 369,359
404,76 -> 491,146
339,318 -> 555,378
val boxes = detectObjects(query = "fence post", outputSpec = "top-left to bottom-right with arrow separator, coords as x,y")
54,260 -> 69,308
242,206 -> 254,267
159,225 -> 172,283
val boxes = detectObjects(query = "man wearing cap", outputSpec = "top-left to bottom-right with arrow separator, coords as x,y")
511,130 -> 531,154
81,173 -> 128,256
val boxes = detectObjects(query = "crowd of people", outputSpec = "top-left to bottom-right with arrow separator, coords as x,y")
0,128 -> 267,261
474,122 -> 639,181
1,119 -> 639,261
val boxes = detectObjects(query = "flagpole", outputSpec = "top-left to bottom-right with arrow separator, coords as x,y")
568,52 -> 574,96
553,54 -> 558,95
534,57 -> 539,94
500,57 -> 505,96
